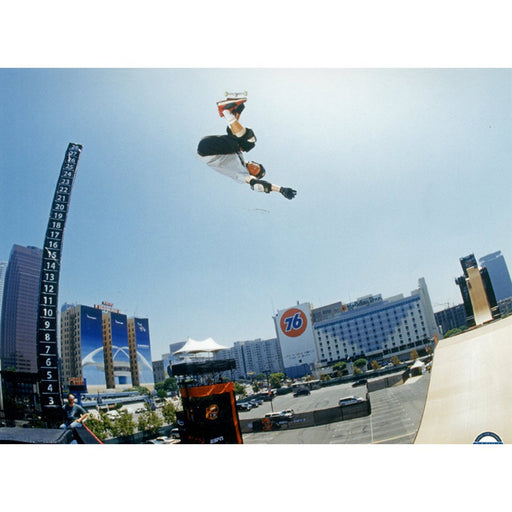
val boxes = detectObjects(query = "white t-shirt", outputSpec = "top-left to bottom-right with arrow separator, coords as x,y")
197,151 -> 249,184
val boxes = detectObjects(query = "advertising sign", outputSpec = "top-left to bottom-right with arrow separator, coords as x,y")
110,312 -> 131,385
133,318 -> 154,385
81,306 -> 105,386
274,303 -> 317,369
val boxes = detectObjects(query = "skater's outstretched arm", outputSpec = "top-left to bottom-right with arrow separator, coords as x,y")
246,177 -> 297,200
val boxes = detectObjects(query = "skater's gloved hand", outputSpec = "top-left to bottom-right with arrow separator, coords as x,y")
249,179 -> 272,193
280,187 -> 297,200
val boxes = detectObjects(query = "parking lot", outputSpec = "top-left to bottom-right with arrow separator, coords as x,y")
241,373 -> 430,444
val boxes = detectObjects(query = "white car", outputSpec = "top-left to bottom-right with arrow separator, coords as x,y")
338,396 -> 364,406
280,409 -> 295,418
148,436 -> 178,444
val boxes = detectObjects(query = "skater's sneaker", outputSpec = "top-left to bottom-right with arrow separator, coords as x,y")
217,97 -> 247,117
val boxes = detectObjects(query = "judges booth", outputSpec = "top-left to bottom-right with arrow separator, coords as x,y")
173,359 -> 242,444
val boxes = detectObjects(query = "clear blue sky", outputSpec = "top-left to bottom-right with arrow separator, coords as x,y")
1,68 -> 511,360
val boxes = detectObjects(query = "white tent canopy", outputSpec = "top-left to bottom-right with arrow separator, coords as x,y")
173,337 -> 228,354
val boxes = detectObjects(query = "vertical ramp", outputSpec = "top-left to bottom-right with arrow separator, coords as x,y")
415,316 -> 512,443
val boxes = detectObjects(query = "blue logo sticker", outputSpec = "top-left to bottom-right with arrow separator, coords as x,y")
473,432 -> 503,444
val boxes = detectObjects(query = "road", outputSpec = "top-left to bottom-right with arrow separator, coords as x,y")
241,373 -> 430,444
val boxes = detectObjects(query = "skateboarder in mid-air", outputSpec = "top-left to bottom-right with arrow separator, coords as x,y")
197,94 -> 297,200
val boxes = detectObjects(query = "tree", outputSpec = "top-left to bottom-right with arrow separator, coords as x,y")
110,411 -> 136,438
162,377 -> 178,393
137,409 -> 163,434
333,361 -> 347,377
234,382 -> 247,398
156,389 -> 167,399
410,349 -> 419,360
269,373 -> 285,389
85,413 -> 109,441
370,360 -> 381,370
391,355 -> 402,366
353,358 -> 367,370
161,401 -> 177,425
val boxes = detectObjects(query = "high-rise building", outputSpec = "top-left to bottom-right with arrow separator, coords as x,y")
455,253 -> 500,327
0,245 -> 42,372
60,304 -> 105,388
127,317 -> 154,386
215,338 -> 284,380
60,303 -> 154,391
0,261 -> 7,340
479,251 -> 512,302
434,304 -> 467,334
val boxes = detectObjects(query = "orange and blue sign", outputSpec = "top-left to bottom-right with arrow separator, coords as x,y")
280,308 -> 308,337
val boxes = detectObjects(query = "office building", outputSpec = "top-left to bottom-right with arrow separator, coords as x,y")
153,359 -> 166,384
215,337 -> 284,380
0,245 -> 42,373
274,278 -> 438,378
434,304 -> 467,334
127,317 -> 154,386
479,251 -> 512,302
60,303 -> 154,392
153,353 -> 171,383
0,261 -> 7,341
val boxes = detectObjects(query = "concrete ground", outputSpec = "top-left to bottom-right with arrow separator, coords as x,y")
242,372 -> 430,444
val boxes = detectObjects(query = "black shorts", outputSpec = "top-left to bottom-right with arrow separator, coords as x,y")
197,134 -> 239,157
197,127 -> 257,156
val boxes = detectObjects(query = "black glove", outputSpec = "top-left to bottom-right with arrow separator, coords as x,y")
249,179 -> 272,193
280,187 -> 297,200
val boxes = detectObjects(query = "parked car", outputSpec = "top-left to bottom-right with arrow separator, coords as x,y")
264,412 -> 283,420
338,396 -> 364,406
147,436 -> 178,444
293,388 -> 311,397
280,409 -> 295,419
352,379 -> 368,387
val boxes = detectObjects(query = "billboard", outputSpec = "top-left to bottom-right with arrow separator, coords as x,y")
80,306 -> 105,386
110,312 -> 131,385
274,303 -> 317,370
133,317 -> 154,385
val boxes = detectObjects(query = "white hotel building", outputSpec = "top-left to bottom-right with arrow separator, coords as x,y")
273,278 -> 439,378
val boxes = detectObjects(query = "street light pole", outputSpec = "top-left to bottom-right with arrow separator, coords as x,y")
264,370 -> 274,412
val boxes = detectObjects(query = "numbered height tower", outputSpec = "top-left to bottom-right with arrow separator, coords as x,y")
37,143 -> 83,426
